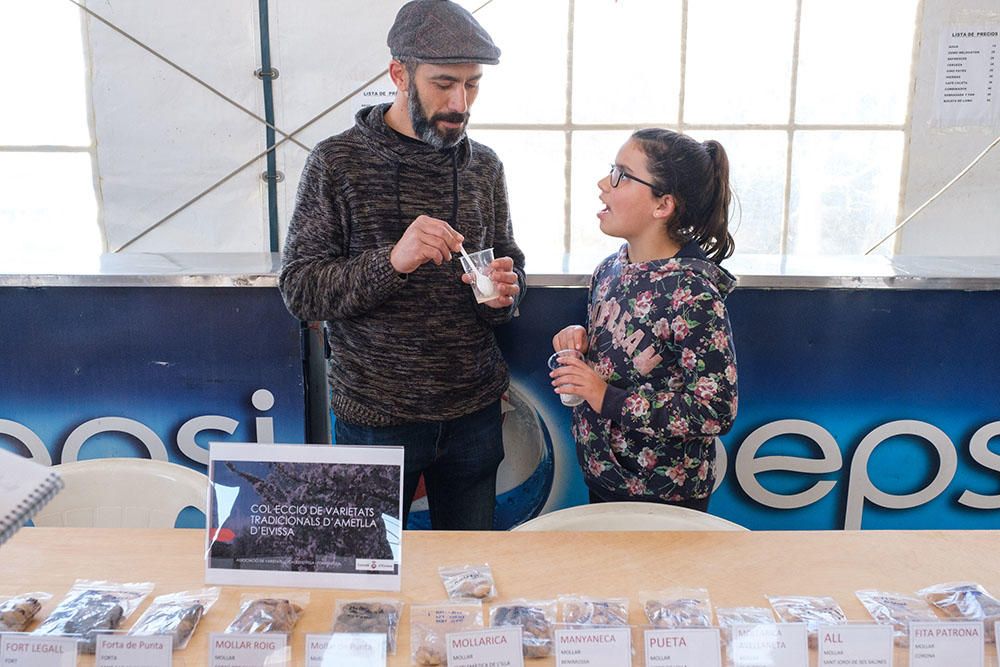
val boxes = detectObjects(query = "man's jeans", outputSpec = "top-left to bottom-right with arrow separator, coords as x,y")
334,400 -> 505,530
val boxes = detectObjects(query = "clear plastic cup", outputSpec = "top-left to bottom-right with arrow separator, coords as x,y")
459,247 -> 497,304
548,349 -> 585,407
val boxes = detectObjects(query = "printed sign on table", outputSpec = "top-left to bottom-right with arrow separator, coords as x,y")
554,626 -> 632,666
446,627 -> 524,667
643,627 -> 721,667
306,633 -> 387,666
206,442 -> 404,590
0,635 -> 79,666
909,621 -> 984,667
95,634 -> 171,667
209,633 -> 287,667
817,624 -> 893,667
730,623 -> 809,667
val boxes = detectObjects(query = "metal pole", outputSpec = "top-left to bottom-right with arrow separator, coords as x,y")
258,0 -> 280,252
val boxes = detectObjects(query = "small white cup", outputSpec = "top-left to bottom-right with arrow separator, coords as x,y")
548,349 -> 585,407
459,247 -> 496,304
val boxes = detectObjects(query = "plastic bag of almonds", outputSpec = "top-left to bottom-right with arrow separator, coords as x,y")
224,593 -> 308,634
33,579 -> 154,653
410,601 -> 483,665
438,564 -> 496,602
716,606 -> 775,645
918,581 -> 1000,643
766,594 -> 846,648
331,598 -> 402,654
640,588 -> 713,628
0,592 -> 51,632
855,589 -> 937,647
490,599 -> 557,659
128,587 -> 220,650
557,595 -> 629,626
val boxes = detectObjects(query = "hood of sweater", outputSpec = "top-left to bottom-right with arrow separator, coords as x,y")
354,103 -> 473,171
354,102 -> 471,235
613,241 -> 738,299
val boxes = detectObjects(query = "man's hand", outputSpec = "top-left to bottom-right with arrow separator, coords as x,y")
463,256 -> 521,309
552,325 -> 588,353
390,215 -> 464,274
550,355 -> 607,413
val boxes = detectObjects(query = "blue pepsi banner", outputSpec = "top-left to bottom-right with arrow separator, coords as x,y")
2,283 -> 998,531
0,287 -> 306,493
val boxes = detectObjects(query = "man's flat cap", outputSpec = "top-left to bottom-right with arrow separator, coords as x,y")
387,0 -> 500,65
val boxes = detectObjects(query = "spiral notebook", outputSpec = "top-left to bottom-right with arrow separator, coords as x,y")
0,449 -> 64,546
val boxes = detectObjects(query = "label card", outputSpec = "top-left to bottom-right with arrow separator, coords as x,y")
817,624 -> 893,667
0,635 -> 79,666
96,634 -> 172,667
209,633 -> 288,667
554,626 -> 632,667
305,633 -> 387,667
731,623 -> 808,667
446,627 -> 525,667
909,621 -> 984,667
643,628 -> 721,667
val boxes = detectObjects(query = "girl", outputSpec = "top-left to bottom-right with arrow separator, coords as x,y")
550,129 -> 738,512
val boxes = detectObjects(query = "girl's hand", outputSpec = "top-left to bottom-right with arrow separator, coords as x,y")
550,356 -> 607,413
552,325 -> 588,354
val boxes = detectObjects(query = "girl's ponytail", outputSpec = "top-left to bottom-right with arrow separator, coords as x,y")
699,140 -> 735,263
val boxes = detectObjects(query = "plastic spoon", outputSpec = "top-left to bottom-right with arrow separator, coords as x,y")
459,246 -> 496,298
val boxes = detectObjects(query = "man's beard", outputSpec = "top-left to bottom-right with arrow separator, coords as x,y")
408,85 -> 468,150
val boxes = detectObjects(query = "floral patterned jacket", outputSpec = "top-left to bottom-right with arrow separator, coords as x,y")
572,242 -> 738,502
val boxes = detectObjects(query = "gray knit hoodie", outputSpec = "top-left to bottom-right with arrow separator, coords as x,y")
279,104 -> 526,426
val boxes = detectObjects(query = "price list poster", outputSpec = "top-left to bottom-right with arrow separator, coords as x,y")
934,25 -> 999,126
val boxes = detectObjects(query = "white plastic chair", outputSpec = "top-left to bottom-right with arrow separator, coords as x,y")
512,501 -> 748,532
32,458 -> 208,528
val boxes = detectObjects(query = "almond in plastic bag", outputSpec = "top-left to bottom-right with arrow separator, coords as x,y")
766,594 -> 846,648
438,564 -> 496,601
0,592 -> 51,632
33,579 -> 154,653
410,601 -> 483,665
128,587 -> 220,650
855,589 -> 937,647
640,588 -> 712,628
716,606 -> 775,645
224,592 -> 308,634
332,598 -> 402,654
918,581 -> 1000,642
490,599 -> 556,659
558,595 -> 629,626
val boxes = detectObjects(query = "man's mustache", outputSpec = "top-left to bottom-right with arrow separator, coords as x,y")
431,112 -> 469,124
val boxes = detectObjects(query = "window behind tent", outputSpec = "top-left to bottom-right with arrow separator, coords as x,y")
0,2 -> 100,262
465,0 -> 920,272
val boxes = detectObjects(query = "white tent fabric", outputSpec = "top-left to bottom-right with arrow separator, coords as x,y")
84,0 -> 406,253
269,1 -> 402,239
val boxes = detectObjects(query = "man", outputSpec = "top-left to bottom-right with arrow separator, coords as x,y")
279,0 -> 525,531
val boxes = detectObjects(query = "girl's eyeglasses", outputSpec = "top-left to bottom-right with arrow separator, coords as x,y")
609,164 -> 664,196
